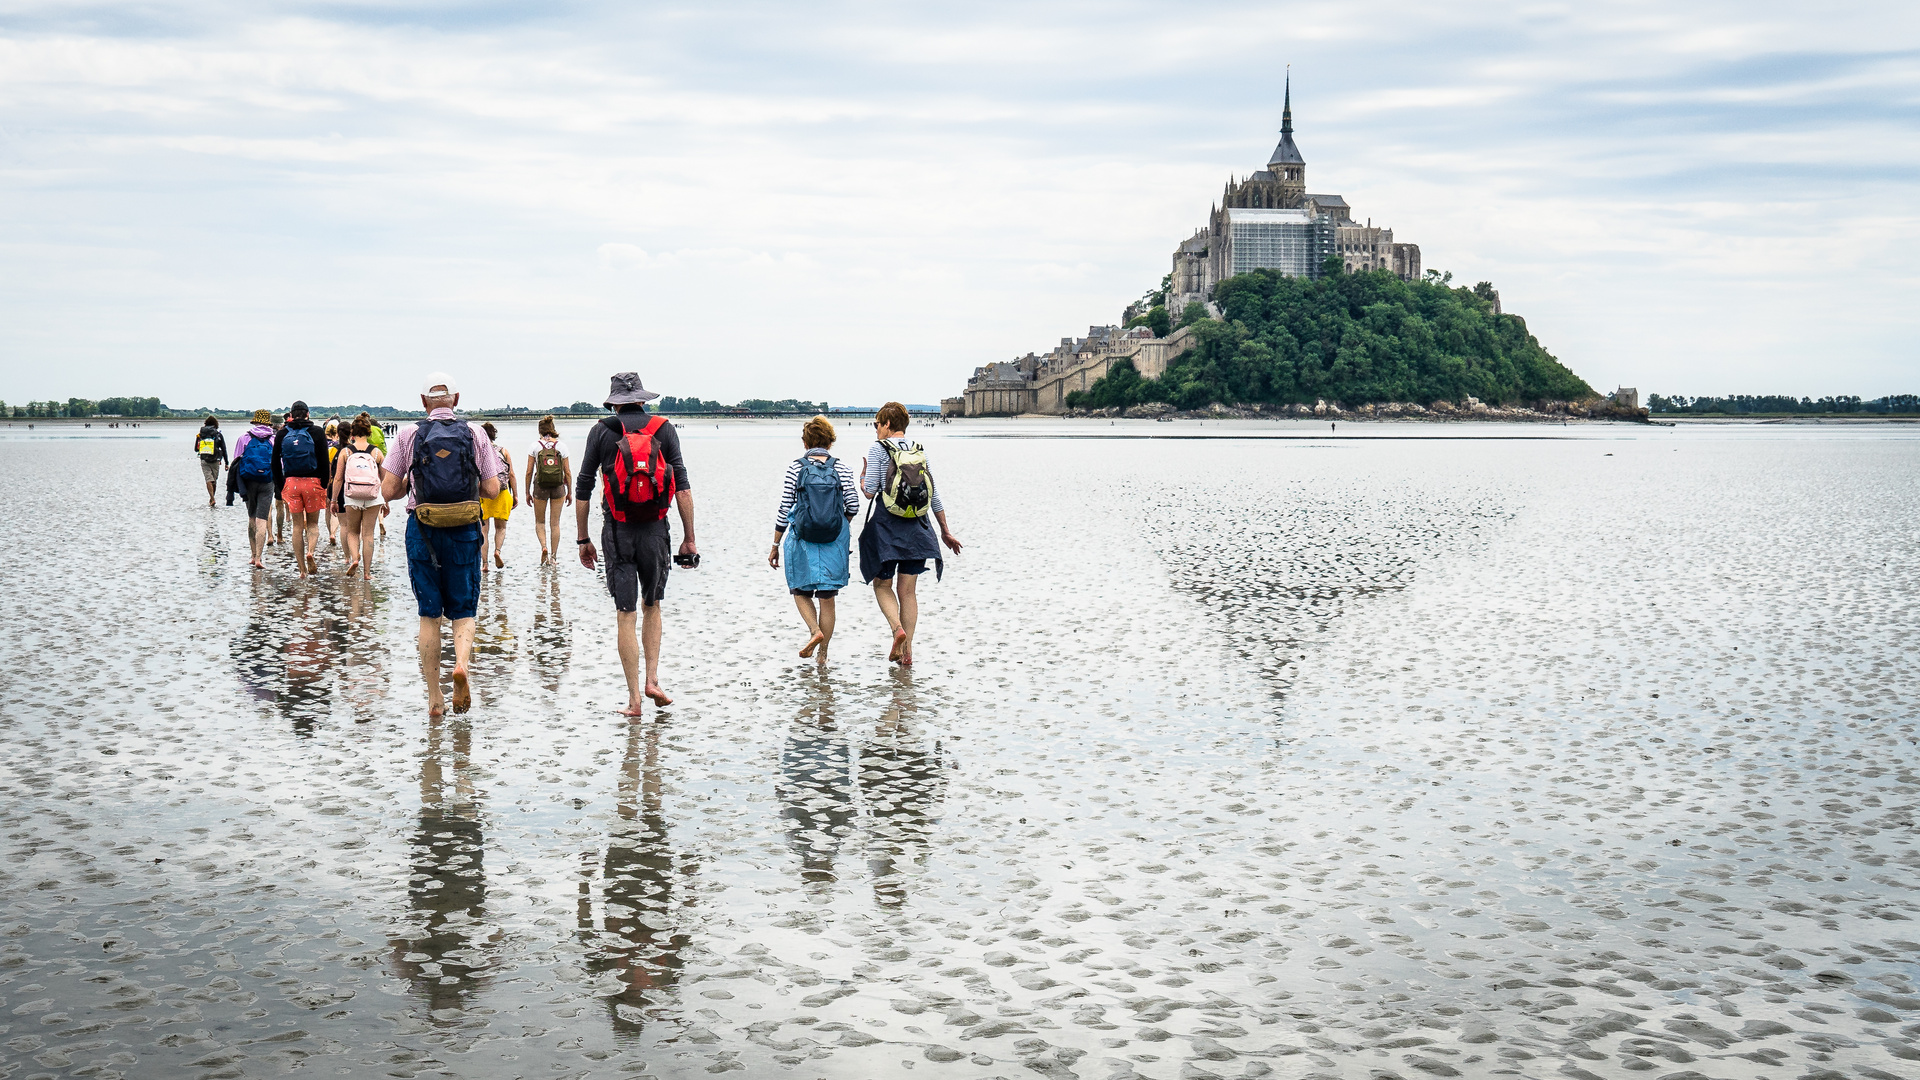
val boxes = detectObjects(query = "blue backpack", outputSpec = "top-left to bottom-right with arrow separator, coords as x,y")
789,452 -> 845,544
411,418 -> 479,504
280,426 -> 317,472
236,435 -> 274,481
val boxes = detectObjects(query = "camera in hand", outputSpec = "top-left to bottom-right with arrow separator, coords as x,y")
673,552 -> 700,569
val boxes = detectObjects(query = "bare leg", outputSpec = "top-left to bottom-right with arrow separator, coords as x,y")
896,573 -> 920,666
249,517 -> 267,567
301,511 -> 320,574
274,499 -> 287,544
290,511 -> 312,577
547,500 -> 562,561
493,519 -> 507,568
420,617 -> 445,715
873,579 -> 907,660
642,604 -> 670,705
449,616 -> 475,713
818,595 -> 837,652
378,502 -> 388,538
532,498 -> 549,562
205,478 -> 217,506
616,609 -> 644,715
358,507 -> 378,578
794,594 -> 824,657
479,519 -> 492,574
341,506 -> 363,573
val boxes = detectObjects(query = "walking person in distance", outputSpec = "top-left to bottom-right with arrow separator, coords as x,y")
225,409 -> 278,569
768,415 -> 859,659
479,422 -> 518,573
194,416 -> 227,507
273,401 -> 332,580
381,373 -> 501,715
328,414 -> 386,580
858,402 -> 962,668
576,373 -> 696,715
356,411 -> 391,539
524,415 -> 572,565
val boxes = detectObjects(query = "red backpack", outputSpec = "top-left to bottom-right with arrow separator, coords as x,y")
600,415 -> 676,523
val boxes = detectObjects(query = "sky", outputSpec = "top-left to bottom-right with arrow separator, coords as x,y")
1,0 -> 1916,411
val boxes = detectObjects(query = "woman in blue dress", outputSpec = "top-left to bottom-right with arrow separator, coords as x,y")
768,416 -> 861,659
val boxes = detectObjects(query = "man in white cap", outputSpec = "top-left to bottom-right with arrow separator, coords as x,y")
576,372 -> 696,714
381,373 -> 501,715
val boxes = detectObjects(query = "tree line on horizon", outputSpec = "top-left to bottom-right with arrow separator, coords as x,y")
1069,261 -> 1595,411
1647,394 -> 1919,415
1,396 -> 923,420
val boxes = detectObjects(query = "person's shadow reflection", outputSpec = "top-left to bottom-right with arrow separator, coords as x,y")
529,567 -> 571,697
858,670 -> 949,908
390,714 -> 493,1015
578,719 -> 695,1037
779,673 -> 854,895
233,577 -> 334,736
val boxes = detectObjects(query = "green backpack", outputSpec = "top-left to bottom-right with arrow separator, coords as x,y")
534,441 -> 566,487
880,441 -> 933,518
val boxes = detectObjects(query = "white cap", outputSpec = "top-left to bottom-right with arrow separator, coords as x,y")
421,372 -> 458,396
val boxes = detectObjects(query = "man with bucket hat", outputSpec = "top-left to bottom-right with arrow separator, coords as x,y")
576,372 -> 696,714
381,372 -> 502,715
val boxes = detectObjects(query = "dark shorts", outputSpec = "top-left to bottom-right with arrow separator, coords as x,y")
603,516 -> 670,612
790,588 -> 840,599
241,478 -> 275,521
405,515 -> 482,621
531,483 -> 568,501
874,559 -> 927,580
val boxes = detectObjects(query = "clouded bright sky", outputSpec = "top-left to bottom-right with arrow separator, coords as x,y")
2,0 -> 1916,410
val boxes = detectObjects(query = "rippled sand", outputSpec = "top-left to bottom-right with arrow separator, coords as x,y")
2,418 -> 1915,1079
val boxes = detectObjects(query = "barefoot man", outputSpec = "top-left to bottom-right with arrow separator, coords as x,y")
576,372 -> 697,715
381,373 -> 501,715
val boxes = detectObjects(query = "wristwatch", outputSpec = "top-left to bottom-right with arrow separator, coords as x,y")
577,538 -> 592,545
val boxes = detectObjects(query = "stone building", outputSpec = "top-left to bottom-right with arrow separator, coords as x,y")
1168,74 -> 1420,313
951,76 -> 1421,417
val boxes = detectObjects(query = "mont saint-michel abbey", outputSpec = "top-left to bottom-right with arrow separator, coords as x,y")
949,79 -> 1421,417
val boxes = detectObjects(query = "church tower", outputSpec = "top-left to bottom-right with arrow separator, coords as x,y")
1267,71 -> 1306,208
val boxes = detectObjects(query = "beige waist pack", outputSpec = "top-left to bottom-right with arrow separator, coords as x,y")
414,501 -> 482,527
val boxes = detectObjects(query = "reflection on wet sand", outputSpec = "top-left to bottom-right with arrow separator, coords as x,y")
858,671 -> 947,908
470,577 -> 518,710
528,567 -> 571,697
335,580 -> 391,722
780,674 -> 854,892
390,714 -> 494,1015
778,671 -> 949,907
578,718 -> 694,1036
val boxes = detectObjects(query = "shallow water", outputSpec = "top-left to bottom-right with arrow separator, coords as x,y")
2,417 -> 1916,1080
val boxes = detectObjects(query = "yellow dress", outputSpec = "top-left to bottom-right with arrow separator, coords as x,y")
481,448 -> 513,519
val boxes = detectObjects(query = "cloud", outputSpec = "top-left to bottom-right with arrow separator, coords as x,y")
0,0 -> 1917,406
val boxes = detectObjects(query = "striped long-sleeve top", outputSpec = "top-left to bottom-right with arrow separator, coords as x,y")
775,451 -> 860,532
860,438 -> 945,514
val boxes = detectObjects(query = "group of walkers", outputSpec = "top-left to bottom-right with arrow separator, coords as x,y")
200,372 -> 960,718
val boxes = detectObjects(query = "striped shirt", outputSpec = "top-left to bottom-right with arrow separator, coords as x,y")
775,451 -> 860,531
861,438 -> 944,514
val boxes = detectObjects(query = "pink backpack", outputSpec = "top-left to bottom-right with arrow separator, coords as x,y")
343,447 -> 382,499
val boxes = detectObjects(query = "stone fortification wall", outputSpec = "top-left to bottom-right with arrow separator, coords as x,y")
961,326 -> 1196,417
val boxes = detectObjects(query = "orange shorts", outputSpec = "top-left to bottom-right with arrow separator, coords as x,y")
282,476 -> 326,514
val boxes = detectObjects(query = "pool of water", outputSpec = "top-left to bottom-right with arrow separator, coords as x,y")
1,417 -> 1915,1079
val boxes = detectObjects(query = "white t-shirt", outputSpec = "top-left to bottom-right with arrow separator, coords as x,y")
527,438 -> 571,460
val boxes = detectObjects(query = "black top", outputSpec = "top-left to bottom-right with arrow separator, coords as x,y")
194,424 -> 227,461
272,418 -> 333,489
574,407 -> 690,505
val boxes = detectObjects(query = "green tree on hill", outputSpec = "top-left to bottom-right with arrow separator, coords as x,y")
1069,269 -> 1593,410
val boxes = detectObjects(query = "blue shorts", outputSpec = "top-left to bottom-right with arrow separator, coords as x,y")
405,515 -> 482,620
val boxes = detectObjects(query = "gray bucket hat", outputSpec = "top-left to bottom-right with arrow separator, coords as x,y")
603,372 -> 659,407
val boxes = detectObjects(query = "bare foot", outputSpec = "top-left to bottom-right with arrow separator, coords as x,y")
799,630 -> 825,658
888,625 -> 907,662
306,555 -> 318,575
450,669 -> 471,714
900,649 -> 913,668
428,693 -> 446,716
644,682 -> 673,707
494,552 -> 505,569
622,699 -> 646,717
346,559 -> 360,576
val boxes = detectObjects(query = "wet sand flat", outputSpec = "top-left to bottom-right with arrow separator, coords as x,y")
1,418 -> 1916,1079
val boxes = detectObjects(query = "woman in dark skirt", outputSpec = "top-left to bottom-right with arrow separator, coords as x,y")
858,402 -> 962,667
